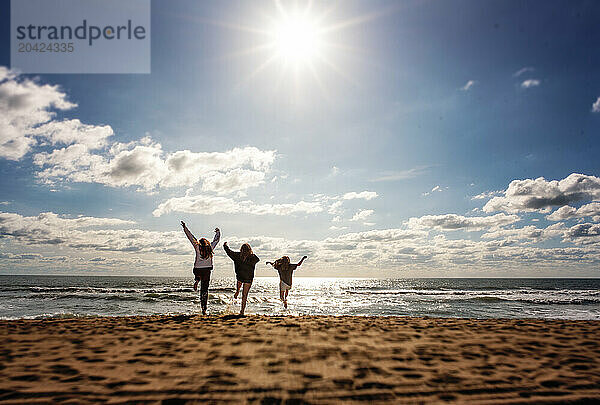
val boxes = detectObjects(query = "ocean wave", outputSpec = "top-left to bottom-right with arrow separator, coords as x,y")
2,277 -> 599,320
460,296 -> 600,305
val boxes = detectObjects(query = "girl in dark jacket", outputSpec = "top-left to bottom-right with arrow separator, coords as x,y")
223,242 -> 259,316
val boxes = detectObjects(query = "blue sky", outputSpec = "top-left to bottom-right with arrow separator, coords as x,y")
1,0 -> 599,277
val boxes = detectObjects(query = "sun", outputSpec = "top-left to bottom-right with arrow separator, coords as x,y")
270,12 -> 323,67
208,0 -> 383,96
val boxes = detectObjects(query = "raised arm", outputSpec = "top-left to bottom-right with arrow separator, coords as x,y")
295,256 -> 308,266
211,228 -> 221,249
223,242 -> 237,260
181,221 -> 196,247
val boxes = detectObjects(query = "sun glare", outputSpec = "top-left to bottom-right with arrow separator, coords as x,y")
212,0 -> 379,96
271,13 -> 322,67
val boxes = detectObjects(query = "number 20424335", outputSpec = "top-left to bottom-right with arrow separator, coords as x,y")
18,42 -> 74,52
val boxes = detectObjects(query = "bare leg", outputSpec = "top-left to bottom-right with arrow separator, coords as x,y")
240,282 -> 252,315
283,289 -> 289,309
279,288 -> 285,303
234,280 -> 242,299
193,280 -> 199,291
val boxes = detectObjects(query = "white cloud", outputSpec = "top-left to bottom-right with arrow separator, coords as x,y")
564,223 -> 600,244
471,190 -> 502,200
0,211 -> 134,232
0,211 -> 198,257
546,205 -> 577,221
483,174 -> 600,213
461,80 -> 477,91
482,223 -> 564,242
521,79 -> 540,88
422,185 -> 443,196
592,97 -> 600,113
0,67 -> 77,160
328,200 -> 344,215
201,168 -> 266,194
513,67 -> 534,77
408,213 -> 519,232
546,202 -> 600,222
0,69 -> 276,194
0,211 -> 148,249
34,136 -> 276,193
350,209 -> 374,222
328,228 -> 426,243
152,194 -> 323,217
342,191 -> 378,200
2,208 -> 599,274
31,119 -> 113,149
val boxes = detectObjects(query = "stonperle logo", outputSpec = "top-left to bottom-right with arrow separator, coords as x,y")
15,20 -> 147,46
11,0 -> 151,74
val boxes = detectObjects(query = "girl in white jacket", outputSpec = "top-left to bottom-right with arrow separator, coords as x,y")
181,221 -> 220,315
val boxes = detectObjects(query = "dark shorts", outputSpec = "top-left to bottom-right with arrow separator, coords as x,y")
236,277 -> 253,284
193,267 -> 212,281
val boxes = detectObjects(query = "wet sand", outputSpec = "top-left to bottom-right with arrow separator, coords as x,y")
1,315 -> 599,404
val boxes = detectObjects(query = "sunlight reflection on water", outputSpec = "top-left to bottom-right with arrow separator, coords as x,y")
1,276 -> 599,320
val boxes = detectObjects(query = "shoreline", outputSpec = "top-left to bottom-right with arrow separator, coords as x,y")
3,312 -> 600,321
2,315 -> 600,404
3,274 -> 600,279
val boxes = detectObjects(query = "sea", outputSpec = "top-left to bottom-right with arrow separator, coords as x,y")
1,276 -> 599,320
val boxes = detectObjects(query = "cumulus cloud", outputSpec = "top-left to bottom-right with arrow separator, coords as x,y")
153,194 -> 323,217
592,97 -> 600,113
0,69 -> 276,194
200,169 -> 266,194
564,223 -> 600,245
471,190 -> 502,200
565,223 -> 600,238
483,174 -> 600,213
461,80 -> 477,91
546,202 -> 600,222
327,228 -> 426,243
0,211 -> 140,246
482,223 -> 564,242
408,213 -> 519,232
342,191 -> 378,200
521,79 -> 540,88
31,119 -> 113,149
0,211 -> 190,255
350,209 -> 374,222
2,208 -> 599,273
34,135 -> 276,193
328,200 -> 344,215
0,67 -> 77,160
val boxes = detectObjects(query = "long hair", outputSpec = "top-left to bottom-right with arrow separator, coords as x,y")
197,237 -> 213,259
274,256 -> 290,270
240,243 -> 253,262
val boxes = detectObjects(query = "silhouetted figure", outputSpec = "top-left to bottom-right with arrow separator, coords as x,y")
223,242 -> 259,316
266,256 -> 307,309
181,221 -> 220,315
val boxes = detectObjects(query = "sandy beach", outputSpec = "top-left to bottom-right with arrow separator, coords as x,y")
1,315 -> 599,404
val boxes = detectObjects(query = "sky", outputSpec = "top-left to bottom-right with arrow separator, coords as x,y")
1,0 -> 600,278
